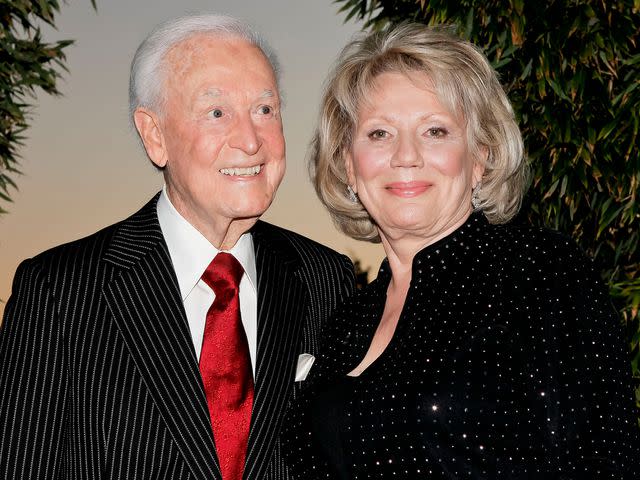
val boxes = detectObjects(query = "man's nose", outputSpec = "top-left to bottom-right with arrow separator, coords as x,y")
229,114 -> 261,155
390,134 -> 423,168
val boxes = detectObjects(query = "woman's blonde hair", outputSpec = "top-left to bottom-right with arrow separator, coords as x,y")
311,23 -> 529,242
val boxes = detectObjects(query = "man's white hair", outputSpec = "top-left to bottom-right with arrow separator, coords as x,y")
128,13 -> 281,119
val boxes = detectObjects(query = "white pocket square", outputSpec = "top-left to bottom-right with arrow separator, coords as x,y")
295,353 -> 315,382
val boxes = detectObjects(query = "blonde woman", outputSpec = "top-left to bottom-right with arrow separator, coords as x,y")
283,23 -> 638,479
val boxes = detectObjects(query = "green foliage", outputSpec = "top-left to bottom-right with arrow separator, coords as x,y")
0,0 -> 95,213
334,0 -> 640,406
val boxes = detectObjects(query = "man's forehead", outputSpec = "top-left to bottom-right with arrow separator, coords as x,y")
165,36 -> 275,79
201,88 -> 276,98
160,33 -> 280,106
166,33 -> 264,64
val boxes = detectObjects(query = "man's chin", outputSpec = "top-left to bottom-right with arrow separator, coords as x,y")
229,213 -> 262,224
228,198 -> 275,221
226,208 -> 269,227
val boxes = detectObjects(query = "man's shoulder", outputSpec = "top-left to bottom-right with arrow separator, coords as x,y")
253,220 -> 349,263
21,194 -> 160,275
252,221 -> 356,311
27,221 -> 118,270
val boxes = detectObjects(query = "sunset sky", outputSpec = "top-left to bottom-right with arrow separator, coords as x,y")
0,0 -> 386,316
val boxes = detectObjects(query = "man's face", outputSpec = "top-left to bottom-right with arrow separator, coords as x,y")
140,35 -> 285,243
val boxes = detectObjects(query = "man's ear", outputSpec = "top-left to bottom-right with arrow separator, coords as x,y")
133,108 -> 167,168
344,150 -> 357,193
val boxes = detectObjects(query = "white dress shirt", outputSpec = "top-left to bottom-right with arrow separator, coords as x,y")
156,188 -> 258,376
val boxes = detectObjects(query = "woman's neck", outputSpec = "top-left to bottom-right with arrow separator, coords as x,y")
379,210 -> 473,289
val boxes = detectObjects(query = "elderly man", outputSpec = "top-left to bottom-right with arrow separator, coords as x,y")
0,14 -> 354,480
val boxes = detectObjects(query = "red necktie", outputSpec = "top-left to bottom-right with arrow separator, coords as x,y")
199,252 -> 254,480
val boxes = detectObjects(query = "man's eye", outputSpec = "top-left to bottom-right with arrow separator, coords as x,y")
210,109 -> 224,118
259,105 -> 273,115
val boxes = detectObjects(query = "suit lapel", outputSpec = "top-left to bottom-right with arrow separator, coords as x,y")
102,195 -> 221,480
243,222 -> 308,480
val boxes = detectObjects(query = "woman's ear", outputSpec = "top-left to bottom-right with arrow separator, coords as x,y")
473,146 -> 488,186
344,150 -> 357,192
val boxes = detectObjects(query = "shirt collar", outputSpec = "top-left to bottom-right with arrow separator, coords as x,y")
156,187 -> 257,300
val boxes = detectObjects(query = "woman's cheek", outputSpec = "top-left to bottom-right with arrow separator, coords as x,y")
353,146 -> 391,179
424,143 -> 467,177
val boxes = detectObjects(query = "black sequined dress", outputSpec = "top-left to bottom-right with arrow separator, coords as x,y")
283,213 -> 639,479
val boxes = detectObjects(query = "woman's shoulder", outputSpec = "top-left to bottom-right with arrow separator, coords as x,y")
482,221 -> 609,305
484,220 -> 590,267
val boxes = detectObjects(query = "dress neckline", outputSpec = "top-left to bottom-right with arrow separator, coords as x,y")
374,211 -> 488,286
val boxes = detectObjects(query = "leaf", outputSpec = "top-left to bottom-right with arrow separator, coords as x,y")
493,56 -> 513,69
335,0 -> 356,14
543,178 -> 560,200
520,59 -> 533,80
464,7 -> 474,37
0,190 -> 14,202
598,119 -> 619,141
598,205 -> 624,238
344,2 -> 364,22
612,81 -> 638,106
560,175 -> 568,197
512,0 -> 524,15
548,79 -> 570,101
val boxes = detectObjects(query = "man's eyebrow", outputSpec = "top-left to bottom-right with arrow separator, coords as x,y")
260,89 -> 275,99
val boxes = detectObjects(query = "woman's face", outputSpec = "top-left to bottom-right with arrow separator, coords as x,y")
346,72 -> 485,243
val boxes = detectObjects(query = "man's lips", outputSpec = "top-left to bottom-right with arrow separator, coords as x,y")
385,181 -> 431,197
219,164 -> 263,176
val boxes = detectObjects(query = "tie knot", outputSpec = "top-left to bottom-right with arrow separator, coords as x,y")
201,252 -> 244,294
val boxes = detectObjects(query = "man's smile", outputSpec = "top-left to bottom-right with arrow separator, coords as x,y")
219,164 -> 263,176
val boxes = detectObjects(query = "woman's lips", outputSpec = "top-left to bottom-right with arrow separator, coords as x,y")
385,181 -> 431,197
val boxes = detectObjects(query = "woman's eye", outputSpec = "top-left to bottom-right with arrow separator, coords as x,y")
210,108 -> 224,118
427,127 -> 447,137
368,129 -> 388,140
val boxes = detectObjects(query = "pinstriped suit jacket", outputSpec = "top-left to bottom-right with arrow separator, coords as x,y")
0,194 -> 355,480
